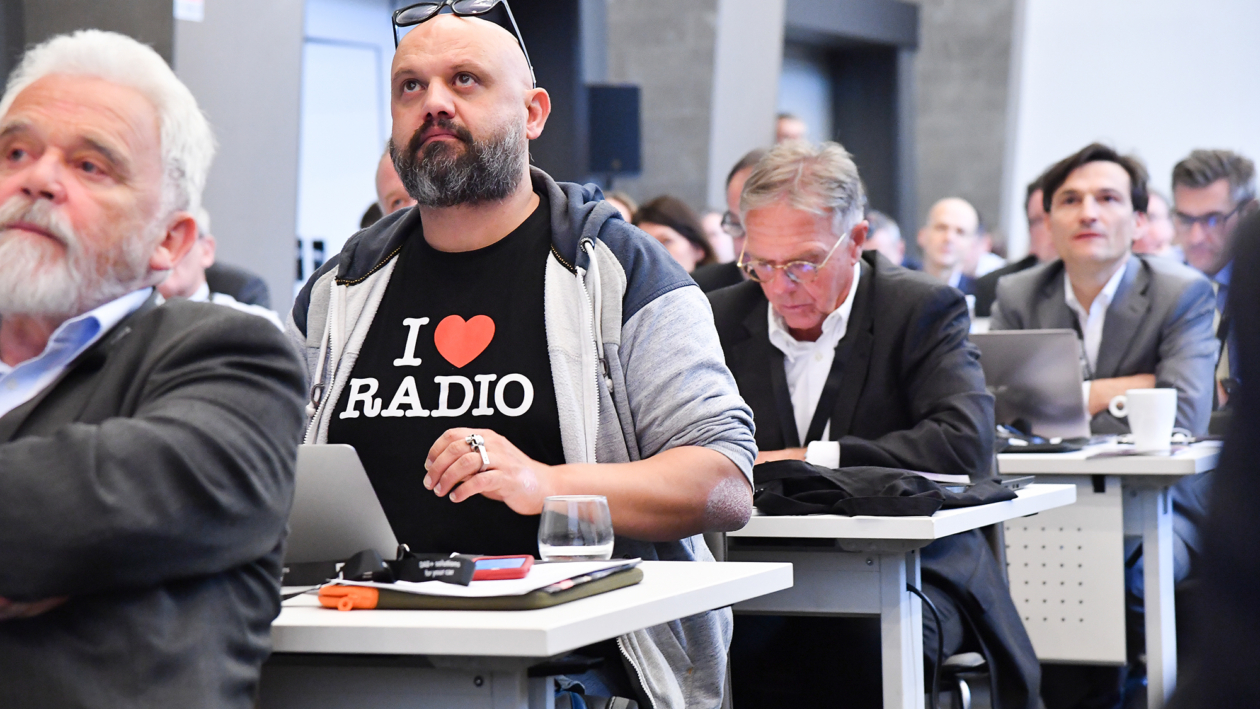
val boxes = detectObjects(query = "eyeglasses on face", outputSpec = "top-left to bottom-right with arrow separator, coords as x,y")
720,211 -> 744,239
392,0 -> 535,87
1172,201 -> 1248,235
737,231 -> 850,284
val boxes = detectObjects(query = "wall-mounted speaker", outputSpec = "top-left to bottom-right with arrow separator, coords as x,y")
587,84 -> 640,176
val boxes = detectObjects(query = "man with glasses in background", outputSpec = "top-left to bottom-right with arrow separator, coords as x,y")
291,3 -> 757,707
692,149 -> 765,293
1171,149 -> 1256,407
709,140 -> 1040,708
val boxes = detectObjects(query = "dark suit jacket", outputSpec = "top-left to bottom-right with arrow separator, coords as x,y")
205,262 -> 271,308
691,261 -> 744,293
973,254 -> 1040,317
709,251 -> 995,478
0,294 -> 306,709
989,255 -> 1216,435
710,252 -> 1038,708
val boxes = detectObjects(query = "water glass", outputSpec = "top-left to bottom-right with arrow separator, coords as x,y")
538,495 -> 614,561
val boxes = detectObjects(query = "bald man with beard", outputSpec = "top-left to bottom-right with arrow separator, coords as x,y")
289,7 -> 756,708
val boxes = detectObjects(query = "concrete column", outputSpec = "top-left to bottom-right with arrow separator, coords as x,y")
175,0 -> 306,313
906,0 -> 1016,246
19,0 -> 173,62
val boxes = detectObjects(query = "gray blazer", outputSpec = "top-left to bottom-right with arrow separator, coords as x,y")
0,294 -> 307,708
990,255 -> 1216,435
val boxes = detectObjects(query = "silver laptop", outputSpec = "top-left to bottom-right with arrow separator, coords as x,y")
285,444 -> 398,564
970,329 -> 1092,439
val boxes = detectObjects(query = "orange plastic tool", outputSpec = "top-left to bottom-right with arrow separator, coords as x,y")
318,585 -> 380,611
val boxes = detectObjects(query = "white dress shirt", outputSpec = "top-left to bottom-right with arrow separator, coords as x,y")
0,288 -> 152,419
1064,257 -> 1128,405
190,282 -> 285,331
768,261 -> 862,445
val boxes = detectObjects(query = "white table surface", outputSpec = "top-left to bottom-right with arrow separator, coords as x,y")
998,441 -> 1220,476
726,483 -> 1076,540
272,560 -> 792,658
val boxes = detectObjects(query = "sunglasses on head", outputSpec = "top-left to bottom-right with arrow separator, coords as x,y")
392,0 -> 536,88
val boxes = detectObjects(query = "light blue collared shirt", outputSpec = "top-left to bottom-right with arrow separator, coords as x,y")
0,288 -> 152,419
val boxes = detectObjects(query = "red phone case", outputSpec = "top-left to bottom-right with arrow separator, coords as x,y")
472,555 -> 534,580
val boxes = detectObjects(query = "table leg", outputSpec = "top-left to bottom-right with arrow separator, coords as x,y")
880,549 -> 925,709
1138,487 -> 1177,709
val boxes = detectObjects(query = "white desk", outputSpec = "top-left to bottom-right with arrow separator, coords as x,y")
998,442 -> 1220,709
726,484 -> 1076,709
262,560 -> 792,709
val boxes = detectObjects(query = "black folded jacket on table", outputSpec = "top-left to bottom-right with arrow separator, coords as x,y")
751,460 -> 1016,517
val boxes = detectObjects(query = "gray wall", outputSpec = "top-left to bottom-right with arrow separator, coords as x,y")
906,0 -> 1015,244
0,0 -> 23,81
707,0 -> 785,210
175,0 -> 305,313
604,0 -> 720,212
18,0 -> 173,62
604,0 -> 783,214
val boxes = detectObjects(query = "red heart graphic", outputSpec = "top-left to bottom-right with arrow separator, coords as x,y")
433,315 -> 495,368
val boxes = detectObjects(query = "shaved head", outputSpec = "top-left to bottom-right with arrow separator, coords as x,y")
388,11 -> 550,209
393,14 -> 533,93
917,197 -> 980,277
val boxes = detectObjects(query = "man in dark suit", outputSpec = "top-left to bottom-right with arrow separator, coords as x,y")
0,31 -> 306,708
691,149 -> 764,293
991,144 -> 1216,709
711,140 -> 1039,708
973,176 -> 1059,317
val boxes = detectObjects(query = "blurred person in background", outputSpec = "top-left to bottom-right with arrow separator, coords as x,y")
376,149 -> 417,216
362,149 -> 420,230
158,209 -> 284,330
1132,189 -> 1180,260
775,112 -> 807,143
917,197 -> 980,295
692,149 -> 766,292
604,190 -> 636,222
973,177 -> 1056,317
861,209 -> 906,266
968,215 -> 1007,277
702,210 -> 735,263
1171,149 -> 1257,406
633,195 -> 714,273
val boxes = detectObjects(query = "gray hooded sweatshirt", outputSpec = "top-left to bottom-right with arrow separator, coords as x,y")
287,168 -> 757,709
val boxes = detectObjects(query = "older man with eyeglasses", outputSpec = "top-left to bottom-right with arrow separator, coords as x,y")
708,141 -> 1041,708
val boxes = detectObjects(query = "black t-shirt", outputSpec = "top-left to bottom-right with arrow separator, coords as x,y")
327,192 -> 564,556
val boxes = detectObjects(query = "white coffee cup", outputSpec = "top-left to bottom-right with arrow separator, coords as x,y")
1108,388 -> 1178,452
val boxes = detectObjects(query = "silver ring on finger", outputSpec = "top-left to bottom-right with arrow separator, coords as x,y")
465,433 -> 490,473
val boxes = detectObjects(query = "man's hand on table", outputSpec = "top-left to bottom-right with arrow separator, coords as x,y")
755,448 -> 807,465
425,428 -> 554,515
1087,374 -> 1158,417
0,596 -> 67,621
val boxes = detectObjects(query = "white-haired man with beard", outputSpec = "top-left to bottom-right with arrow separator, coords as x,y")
290,5 -> 756,707
0,30 -> 306,708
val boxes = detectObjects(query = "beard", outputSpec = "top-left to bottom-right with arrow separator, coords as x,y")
392,115 -> 527,208
0,197 -> 156,318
